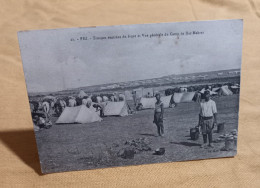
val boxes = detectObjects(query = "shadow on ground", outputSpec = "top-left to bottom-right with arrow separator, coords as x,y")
0,129 -> 42,175
170,141 -> 201,147
139,133 -> 157,137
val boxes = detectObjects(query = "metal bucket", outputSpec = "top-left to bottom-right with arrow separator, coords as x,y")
217,123 -> 225,133
225,137 -> 235,150
190,127 -> 199,140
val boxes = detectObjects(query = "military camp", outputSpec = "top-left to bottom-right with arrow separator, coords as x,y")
28,69 -> 240,173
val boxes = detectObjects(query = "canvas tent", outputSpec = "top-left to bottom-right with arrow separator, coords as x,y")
103,101 -> 129,116
231,85 -> 240,89
192,92 -> 201,103
133,88 -> 143,99
142,88 -> 154,97
153,89 -> 165,97
218,86 -> 233,96
173,92 -> 196,103
180,87 -> 188,92
140,95 -> 173,109
139,97 -> 156,109
230,85 -> 240,94
78,90 -> 87,98
161,95 -> 174,107
212,87 -> 220,92
124,90 -> 133,100
56,105 -> 102,124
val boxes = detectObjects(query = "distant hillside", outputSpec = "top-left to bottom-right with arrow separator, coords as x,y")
28,68 -> 240,96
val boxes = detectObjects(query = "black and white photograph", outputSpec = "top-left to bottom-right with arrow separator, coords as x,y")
18,19 -> 243,174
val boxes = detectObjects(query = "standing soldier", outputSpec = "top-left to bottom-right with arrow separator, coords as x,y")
153,93 -> 164,137
110,95 -> 115,102
96,94 -> 102,104
42,101 -> 50,118
198,90 -> 218,148
132,91 -> 137,107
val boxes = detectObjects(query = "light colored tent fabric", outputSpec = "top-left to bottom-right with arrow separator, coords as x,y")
82,98 -> 92,106
96,96 -> 102,103
193,92 -> 201,103
231,86 -> 240,89
103,101 -> 128,116
199,88 -> 206,94
140,95 -> 173,109
140,97 -> 156,109
219,86 -> 233,96
102,96 -> 109,102
180,87 -> 188,92
56,105 -> 102,124
173,93 -> 183,103
210,91 -> 218,95
173,92 -> 196,103
160,95 -> 173,108
153,89 -> 165,97
124,90 -> 133,100
133,88 -> 143,98
142,88 -> 154,97
212,87 -> 220,92
78,90 -> 87,98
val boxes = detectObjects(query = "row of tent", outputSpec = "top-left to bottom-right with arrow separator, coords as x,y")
125,87 -> 155,100
54,85 -> 235,124
56,101 -> 129,124
125,84 -> 237,101
138,85 -> 234,109
75,84 -> 237,104
56,91 -> 198,125
139,92 -> 195,109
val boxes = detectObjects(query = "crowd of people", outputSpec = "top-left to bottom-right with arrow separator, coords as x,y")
30,92 -> 130,130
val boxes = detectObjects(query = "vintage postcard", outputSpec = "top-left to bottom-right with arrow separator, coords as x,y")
18,19 -> 243,174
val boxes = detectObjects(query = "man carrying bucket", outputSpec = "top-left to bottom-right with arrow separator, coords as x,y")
198,90 -> 218,148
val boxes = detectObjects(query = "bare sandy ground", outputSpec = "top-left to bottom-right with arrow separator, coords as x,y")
35,95 -> 239,173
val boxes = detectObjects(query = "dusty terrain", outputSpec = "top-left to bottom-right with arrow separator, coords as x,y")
35,94 -> 239,173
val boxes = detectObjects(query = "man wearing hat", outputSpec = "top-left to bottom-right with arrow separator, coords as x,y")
198,90 -> 218,148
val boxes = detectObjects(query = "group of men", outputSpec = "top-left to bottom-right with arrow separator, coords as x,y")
31,92 -> 128,130
151,90 -> 218,148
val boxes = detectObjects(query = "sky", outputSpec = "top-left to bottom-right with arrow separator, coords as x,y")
18,19 -> 243,93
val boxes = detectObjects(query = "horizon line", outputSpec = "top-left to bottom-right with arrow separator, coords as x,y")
27,67 -> 241,95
